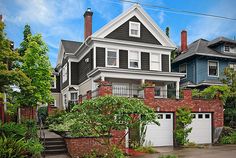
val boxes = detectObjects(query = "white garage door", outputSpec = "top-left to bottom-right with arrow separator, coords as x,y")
144,113 -> 173,146
188,113 -> 212,144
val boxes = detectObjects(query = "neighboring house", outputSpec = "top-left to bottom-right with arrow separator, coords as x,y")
53,4 -> 185,110
172,30 -> 236,89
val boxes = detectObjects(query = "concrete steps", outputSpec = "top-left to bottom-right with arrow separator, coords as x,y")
41,137 -> 68,155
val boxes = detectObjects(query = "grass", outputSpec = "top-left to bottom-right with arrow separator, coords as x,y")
135,146 -> 157,154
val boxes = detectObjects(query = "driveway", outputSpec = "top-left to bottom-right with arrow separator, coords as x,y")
132,145 -> 236,158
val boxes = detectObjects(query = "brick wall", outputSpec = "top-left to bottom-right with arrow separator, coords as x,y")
64,137 -> 109,157
20,107 -> 36,121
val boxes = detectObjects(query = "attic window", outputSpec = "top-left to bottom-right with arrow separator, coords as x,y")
129,21 -> 140,38
225,45 -> 230,52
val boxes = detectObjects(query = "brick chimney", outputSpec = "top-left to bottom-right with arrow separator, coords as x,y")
84,8 -> 93,40
181,30 -> 188,53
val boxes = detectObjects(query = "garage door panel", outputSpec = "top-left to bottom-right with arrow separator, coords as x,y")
188,113 -> 212,144
144,113 -> 173,146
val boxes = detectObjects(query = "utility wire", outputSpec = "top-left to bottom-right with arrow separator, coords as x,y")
106,0 -> 236,21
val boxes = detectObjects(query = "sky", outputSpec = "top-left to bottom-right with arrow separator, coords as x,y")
1,0 -> 236,67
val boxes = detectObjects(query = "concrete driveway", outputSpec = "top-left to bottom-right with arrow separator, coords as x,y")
132,145 -> 236,158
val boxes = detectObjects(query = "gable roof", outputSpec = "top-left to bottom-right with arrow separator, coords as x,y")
173,38 -> 236,63
61,40 -> 82,53
92,4 -> 176,47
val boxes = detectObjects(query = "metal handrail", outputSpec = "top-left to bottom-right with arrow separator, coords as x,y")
39,117 -> 46,158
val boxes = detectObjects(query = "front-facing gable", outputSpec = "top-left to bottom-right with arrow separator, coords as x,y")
106,16 -> 161,45
92,4 -> 175,47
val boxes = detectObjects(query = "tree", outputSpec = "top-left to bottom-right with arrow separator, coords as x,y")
0,19 -> 30,94
49,96 -> 158,157
17,34 -> 53,106
165,26 -> 170,37
19,24 -> 32,56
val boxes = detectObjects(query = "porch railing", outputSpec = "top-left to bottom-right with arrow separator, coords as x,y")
112,87 -> 144,98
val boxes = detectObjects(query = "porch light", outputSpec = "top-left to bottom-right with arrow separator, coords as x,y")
157,106 -> 160,112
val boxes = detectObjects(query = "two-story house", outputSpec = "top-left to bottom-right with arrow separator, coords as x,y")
52,4 -> 185,109
172,30 -> 236,89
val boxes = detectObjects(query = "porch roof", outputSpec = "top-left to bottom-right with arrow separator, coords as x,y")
88,67 -> 185,82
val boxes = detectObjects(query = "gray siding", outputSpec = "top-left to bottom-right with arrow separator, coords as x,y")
105,16 -> 161,45
119,50 -> 128,69
61,59 -> 69,90
71,62 -> 79,85
162,54 -> 169,72
96,47 -> 105,67
78,49 -> 93,84
141,52 -> 150,70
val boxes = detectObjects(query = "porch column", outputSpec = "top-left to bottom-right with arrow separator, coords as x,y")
176,81 -> 180,99
98,81 -> 112,96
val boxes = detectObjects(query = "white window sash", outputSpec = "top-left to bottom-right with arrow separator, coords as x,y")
106,48 -> 119,67
150,53 -> 161,71
129,21 -> 140,37
128,50 -> 140,69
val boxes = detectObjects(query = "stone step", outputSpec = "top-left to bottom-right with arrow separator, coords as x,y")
44,148 -> 67,155
45,144 -> 67,150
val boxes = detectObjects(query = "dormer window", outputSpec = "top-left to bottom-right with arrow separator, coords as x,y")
129,21 -> 140,38
225,45 -> 230,52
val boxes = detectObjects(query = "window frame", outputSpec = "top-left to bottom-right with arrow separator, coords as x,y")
62,63 -> 68,83
208,60 -> 219,77
128,50 -> 141,69
224,45 -> 230,52
105,48 -> 119,67
51,75 -> 56,89
154,86 -> 162,98
150,53 -> 161,71
229,63 -> 236,71
70,92 -> 78,101
129,21 -> 141,38
179,63 -> 187,79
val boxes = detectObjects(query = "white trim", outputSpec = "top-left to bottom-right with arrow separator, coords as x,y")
105,48 -> 119,68
208,60 -> 219,77
69,61 -> 71,86
128,50 -> 141,69
129,21 -> 140,38
92,4 -> 176,47
150,52 -> 161,71
93,47 -> 96,69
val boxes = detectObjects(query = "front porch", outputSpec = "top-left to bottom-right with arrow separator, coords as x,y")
88,67 -> 185,99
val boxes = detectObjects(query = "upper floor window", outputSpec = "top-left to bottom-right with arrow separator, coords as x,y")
62,63 -> 68,83
208,61 -> 219,77
179,64 -> 187,73
129,21 -> 140,38
128,50 -> 140,69
229,63 -> 236,71
225,45 -> 230,52
150,53 -> 161,71
106,48 -> 119,67
51,75 -> 56,89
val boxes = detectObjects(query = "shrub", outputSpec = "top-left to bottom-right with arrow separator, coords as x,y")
24,120 -> 37,140
25,139 -> 44,157
174,107 -> 193,146
159,155 -> 177,158
220,131 -> 236,144
0,136 -> 27,158
45,110 -> 66,126
37,106 -> 48,123
135,146 -> 156,153
0,122 -> 26,139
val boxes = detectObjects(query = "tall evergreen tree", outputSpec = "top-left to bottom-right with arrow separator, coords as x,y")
19,24 -> 32,56
165,26 -> 170,37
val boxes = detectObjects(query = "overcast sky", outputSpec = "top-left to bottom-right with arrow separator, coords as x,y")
1,0 -> 236,67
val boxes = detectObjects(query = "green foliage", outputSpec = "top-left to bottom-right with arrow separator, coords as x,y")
0,122 -> 26,139
37,106 -> 48,124
224,97 -> 236,126
165,27 -> 170,37
0,136 -> 27,158
159,155 -> 177,158
47,96 -> 157,157
174,107 -> 193,146
0,17 -> 30,93
24,120 -> 37,140
222,67 -> 236,96
19,24 -> 32,56
17,33 -> 53,106
135,146 -> 156,153
219,127 -> 236,144
25,139 -> 44,157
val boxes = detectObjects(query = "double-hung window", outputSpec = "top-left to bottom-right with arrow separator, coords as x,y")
225,45 -> 230,52
106,48 -> 118,67
229,63 -> 236,71
70,92 -> 78,104
62,64 -> 68,83
129,50 -> 140,69
208,61 -> 219,77
129,21 -> 140,37
150,53 -> 161,71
